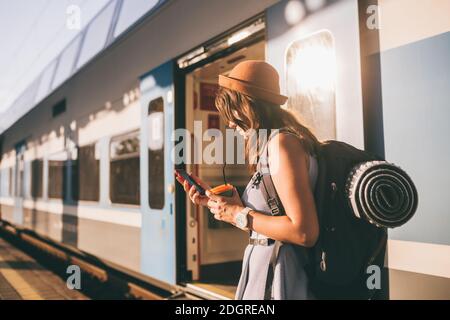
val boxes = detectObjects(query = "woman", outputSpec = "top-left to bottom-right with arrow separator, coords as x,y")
178,60 -> 321,300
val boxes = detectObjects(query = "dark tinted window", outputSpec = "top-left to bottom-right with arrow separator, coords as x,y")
52,99 -> 66,117
48,160 -> 65,199
110,131 -> 140,205
72,144 -> 100,201
31,159 -> 43,198
148,97 -> 165,209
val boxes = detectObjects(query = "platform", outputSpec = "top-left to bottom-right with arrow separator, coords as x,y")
0,237 -> 88,300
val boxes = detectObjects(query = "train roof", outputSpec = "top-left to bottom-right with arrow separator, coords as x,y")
0,0 -> 168,135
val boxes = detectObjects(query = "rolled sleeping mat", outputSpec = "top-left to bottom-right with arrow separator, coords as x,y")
345,161 -> 418,228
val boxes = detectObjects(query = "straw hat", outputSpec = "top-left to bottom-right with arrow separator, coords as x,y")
218,60 -> 288,105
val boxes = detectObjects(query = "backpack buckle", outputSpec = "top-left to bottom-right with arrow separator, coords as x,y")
320,251 -> 327,272
252,172 -> 263,186
268,198 -> 280,215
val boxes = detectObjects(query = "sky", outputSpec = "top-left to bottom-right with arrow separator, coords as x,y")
0,0 -> 110,115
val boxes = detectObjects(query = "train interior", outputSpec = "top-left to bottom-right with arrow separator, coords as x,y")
183,40 -> 265,298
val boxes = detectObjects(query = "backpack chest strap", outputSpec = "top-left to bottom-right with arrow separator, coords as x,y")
255,171 -> 284,216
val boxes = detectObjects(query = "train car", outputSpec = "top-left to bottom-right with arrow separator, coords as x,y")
0,0 -> 449,299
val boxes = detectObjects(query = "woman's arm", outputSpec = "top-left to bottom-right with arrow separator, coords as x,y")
207,133 -> 319,247
252,133 -> 319,247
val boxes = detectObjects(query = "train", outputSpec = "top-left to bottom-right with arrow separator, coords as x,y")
1,0 -> 449,299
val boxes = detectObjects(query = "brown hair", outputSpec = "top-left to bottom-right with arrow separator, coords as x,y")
215,87 -> 321,172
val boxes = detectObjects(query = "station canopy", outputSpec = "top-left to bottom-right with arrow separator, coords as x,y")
0,0 -> 164,134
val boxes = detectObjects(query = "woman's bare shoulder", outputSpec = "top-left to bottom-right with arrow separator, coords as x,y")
267,131 -> 307,157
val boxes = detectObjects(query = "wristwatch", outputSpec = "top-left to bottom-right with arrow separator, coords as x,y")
235,207 -> 252,230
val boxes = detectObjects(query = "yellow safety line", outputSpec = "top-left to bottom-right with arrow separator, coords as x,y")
0,255 -> 44,300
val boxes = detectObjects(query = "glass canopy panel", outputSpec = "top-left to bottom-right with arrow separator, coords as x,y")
51,35 -> 82,90
34,60 -> 57,105
113,0 -> 159,37
76,1 -> 116,69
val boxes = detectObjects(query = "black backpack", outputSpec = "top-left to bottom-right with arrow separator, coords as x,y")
307,140 -> 387,299
257,133 -> 387,300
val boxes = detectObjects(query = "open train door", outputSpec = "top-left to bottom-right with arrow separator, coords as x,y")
139,61 -> 177,284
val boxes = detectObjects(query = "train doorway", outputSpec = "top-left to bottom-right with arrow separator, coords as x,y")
140,61 -> 177,285
176,18 -> 265,298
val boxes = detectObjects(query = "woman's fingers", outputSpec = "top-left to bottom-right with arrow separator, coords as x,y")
188,185 -> 197,200
192,192 -> 204,205
182,181 -> 190,192
208,204 -> 222,212
182,177 -> 212,207
189,185 -> 202,205
205,190 -> 225,202
190,186 -> 209,206
207,199 -> 221,209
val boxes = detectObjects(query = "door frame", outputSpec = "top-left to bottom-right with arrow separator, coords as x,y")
173,13 -> 266,283
140,60 -> 177,285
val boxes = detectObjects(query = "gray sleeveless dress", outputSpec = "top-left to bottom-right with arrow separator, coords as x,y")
235,151 -> 318,300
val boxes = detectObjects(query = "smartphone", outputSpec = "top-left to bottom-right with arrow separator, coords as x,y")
175,169 -> 206,195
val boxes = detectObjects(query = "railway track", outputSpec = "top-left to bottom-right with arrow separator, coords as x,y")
0,220 -> 199,300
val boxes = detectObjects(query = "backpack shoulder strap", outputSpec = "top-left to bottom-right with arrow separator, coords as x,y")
256,128 -> 293,216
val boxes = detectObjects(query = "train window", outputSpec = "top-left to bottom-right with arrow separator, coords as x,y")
72,144 -> 100,202
110,131 -> 140,205
286,30 -> 337,141
48,160 -> 65,199
31,159 -> 44,199
148,97 -> 165,209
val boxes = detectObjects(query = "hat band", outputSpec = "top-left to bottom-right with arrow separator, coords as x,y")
219,75 -> 288,105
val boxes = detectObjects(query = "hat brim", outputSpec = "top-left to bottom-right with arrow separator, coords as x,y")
218,75 -> 288,105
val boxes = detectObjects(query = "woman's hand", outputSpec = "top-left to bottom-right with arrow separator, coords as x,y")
176,173 -> 211,207
206,188 -> 245,225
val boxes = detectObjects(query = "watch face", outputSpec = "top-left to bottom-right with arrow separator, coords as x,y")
236,213 -> 246,228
